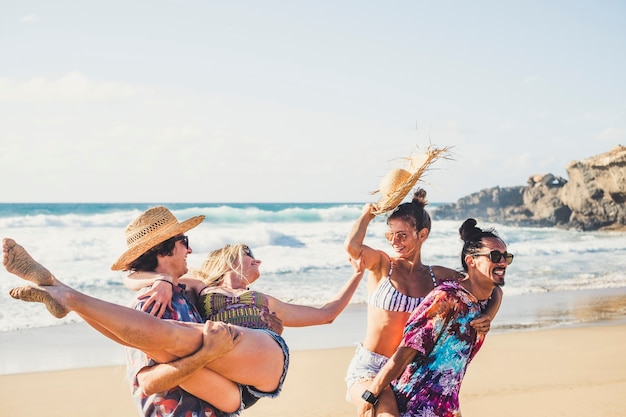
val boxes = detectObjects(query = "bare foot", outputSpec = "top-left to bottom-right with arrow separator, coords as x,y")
9,286 -> 69,318
2,238 -> 56,286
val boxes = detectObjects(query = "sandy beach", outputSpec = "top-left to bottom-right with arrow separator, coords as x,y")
2,288 -> 626,416
1,318 -> 625,417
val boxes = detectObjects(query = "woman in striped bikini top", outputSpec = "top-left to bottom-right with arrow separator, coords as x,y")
367,261 -> 438,312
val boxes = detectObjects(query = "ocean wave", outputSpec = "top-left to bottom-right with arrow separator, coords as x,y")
0,203 -> 364,228
2,202 -> 626,333
149,204 -> 364,224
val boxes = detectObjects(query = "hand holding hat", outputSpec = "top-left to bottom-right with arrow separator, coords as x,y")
371,145 -> 453,215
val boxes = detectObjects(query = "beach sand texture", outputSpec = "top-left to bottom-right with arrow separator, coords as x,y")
1,323 -> 625,417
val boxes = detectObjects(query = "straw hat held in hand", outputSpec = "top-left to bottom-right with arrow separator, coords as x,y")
371,145 -> 452,215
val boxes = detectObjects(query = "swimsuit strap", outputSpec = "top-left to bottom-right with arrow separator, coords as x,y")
428,265 -> 437,288
367,259 -> 425,312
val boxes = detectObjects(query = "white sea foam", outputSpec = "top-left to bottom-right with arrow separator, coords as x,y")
1,203 -> 625,332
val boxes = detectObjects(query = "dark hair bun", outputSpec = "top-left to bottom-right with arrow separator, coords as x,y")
459,218 -> 480,241
412,188 -> 428,207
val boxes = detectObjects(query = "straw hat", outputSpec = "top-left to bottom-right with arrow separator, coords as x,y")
111,206 -> 205,271
371,145 -> 452,215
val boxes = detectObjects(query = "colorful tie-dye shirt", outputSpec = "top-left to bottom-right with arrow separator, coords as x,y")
392,281 -> 486,417
126,285 -> 235,417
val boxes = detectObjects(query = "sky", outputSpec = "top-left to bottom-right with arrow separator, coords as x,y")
1,1 -> 624,204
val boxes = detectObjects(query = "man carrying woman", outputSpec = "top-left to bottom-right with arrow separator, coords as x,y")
3,205 -> 365,416
4,207 -> 242,416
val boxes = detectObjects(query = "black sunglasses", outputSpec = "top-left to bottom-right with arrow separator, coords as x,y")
243,245 -> 255,260
472,250 -> 514,265
173,235 -> 189,249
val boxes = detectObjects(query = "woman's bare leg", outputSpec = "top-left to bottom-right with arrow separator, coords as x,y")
2,239 -> 130,344
2,238 -> 57,286
181,367 -> 241,413
6,283 -> 202,357
3,238 -> 209,357
4,238 -> 285,392
10,284 -> 284,391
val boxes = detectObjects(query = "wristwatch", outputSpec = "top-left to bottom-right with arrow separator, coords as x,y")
361,390 -> 379,405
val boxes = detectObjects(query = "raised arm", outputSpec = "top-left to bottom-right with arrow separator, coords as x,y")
345,203 -> 386,274
345,204 -> 377,258
267,256 -> 365,327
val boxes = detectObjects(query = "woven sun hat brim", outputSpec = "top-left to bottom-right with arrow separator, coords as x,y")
371,145 -> 452,215
111,207 -> 205,271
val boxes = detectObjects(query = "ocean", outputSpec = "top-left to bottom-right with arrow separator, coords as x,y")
1,202 -> 626,335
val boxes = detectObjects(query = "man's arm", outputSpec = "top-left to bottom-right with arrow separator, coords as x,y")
137,321 -> 241,395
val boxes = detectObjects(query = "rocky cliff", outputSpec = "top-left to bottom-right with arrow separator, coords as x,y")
432,145 -> 626,231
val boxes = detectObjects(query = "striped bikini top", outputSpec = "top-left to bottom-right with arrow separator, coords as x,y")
367,262 -> 437,312
198,289 -> 272,331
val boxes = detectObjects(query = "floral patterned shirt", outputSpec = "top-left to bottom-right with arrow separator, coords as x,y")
392,281 -> 486,417
126,285 -> 235,417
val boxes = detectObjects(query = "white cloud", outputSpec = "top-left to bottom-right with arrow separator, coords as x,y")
20,15 -> 39,23
523,76 -> 539,84
0,64 -> 621,203
0,72 -> 139,103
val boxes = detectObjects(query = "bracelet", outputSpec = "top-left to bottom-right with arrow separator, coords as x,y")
154,278 -> 174,288
361,390 -> 379,405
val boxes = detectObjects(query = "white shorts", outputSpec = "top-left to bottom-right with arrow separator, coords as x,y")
344,344 -> 389,401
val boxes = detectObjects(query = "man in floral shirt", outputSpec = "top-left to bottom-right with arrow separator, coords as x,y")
390,280 -> 487,416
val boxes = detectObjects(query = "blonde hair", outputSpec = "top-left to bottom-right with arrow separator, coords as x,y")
192,244 -> 248,287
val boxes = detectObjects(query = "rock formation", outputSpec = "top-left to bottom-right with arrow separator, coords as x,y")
432,145 -> 626,231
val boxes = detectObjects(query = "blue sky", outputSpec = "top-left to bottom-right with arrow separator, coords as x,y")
1,1 -> 624,203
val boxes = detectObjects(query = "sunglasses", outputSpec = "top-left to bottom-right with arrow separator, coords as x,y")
472,250 -> 514,265
384,231 -> 411,243
173,235 -> 189,249
243,245 -> 255,260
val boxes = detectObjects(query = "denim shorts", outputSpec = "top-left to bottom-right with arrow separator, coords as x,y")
344,344 -> 389,400
239,329 -> 290,410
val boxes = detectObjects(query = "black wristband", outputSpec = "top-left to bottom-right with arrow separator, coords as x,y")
154,278 -> 174,288
361,390 -> 379,405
